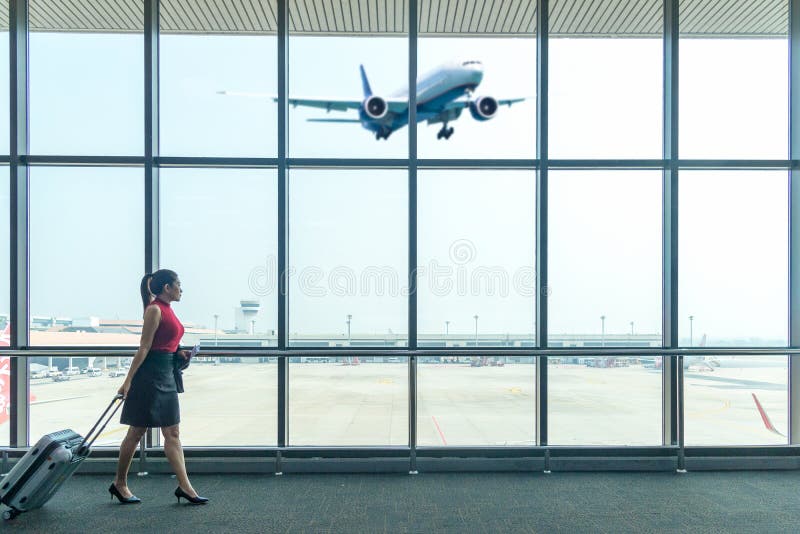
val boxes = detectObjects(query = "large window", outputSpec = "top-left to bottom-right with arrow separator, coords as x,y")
30,354 -> 131,448
418,357 -> 535,446
179,356 -> 277,446
29,0 -> 143,156
289,357 -> 408,445
160,169 -> 278,347
288,170 -> 408,346
548,171 -> 662,345
549,0 -> 662,158
418,170 -> 535,344
683,355 -> 788,446
549,356 -> 662,445
160,0 -> 278,157
288,2 -> 407,158
679,4 -> 788,159
29,167 -> 143,346
679,171 -> 788,347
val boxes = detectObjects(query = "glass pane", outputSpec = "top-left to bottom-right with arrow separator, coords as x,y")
418,357 -> 536,446
288,1 -> 408,157
160,0 -> 278,157
416,1 -> 536,158
30,354 -> 132,447
680,171 -> 787,346
289,357 -> 408,445
179,355 -> 276,446
679,3 -> 788,158
288,170 -> 407,346
418,170 -> 535,345
549,171 -> 662,346
160,169 -> 278,347
549,1 -> 663,158
684,355 -> 787,445
29,0 -> 143,155
549,356 -> 662,445
29,168 -> 143,346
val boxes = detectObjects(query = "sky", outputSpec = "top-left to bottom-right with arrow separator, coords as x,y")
0,27 -> 791,346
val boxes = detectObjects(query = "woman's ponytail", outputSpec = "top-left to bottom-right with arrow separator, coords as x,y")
140,273 -> 154,311
140,269 -> 178,312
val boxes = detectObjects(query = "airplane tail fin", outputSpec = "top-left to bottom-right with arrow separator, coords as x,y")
359,65 -> 373,98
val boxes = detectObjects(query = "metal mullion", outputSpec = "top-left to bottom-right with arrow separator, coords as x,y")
9,0 -> 29,448
417,159 -> 538,169
277,0 -> 288,450
535,0 -> 548,449
156,156 -> 278,168
287,158 -> 407,168
144,0 -> 160,450
677,159 -> 790,170
789,0 -> 800,445
662,0 -> 680,458
408,0 -> 418,474
23,155 -> 145,166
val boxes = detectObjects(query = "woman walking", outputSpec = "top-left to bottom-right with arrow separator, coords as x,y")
109,269 -> 208,505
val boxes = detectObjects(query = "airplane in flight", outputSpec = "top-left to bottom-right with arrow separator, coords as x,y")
219,60 -> 527,141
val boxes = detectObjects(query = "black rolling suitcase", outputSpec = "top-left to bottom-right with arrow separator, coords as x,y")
0,394 -> 124,521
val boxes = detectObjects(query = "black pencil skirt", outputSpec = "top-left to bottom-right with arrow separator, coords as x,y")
120,350 -> 180,428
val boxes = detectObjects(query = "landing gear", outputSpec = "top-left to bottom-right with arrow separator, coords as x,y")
375,129 -> 392,140
436,125 -> 454,140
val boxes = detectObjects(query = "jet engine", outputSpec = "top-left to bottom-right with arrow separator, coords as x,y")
469,96 -> 499,121
362,96 -> 388,120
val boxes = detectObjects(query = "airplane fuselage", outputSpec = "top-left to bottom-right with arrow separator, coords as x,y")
359,61 -> 484,136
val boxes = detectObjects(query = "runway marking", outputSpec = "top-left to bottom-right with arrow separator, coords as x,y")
378,378 -> 394,384
431,415 -> 448,446
507,387 -> 522,394
30,395 -> 89,406
686,400 -> 731,418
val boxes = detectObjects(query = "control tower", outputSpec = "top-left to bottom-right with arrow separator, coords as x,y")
235,300 -> 260,334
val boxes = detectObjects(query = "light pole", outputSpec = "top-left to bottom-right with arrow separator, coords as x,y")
445,320 -> 450,338
473,315 -> 479,347
630,321 -> 634,336
213,314 -> 219,346
689,315 -> 694,347
600,315 -> 606,347
346,314 -> 352,345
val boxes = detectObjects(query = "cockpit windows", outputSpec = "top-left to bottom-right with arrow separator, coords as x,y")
461,60 -> 482,66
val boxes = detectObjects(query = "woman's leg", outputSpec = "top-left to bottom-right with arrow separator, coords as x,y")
114,426 -> 147,498
161,424 -> 197,496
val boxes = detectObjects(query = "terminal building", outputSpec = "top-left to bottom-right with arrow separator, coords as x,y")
0,0 -> 799,530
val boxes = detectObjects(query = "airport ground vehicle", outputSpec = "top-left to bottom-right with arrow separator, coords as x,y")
51,373 -> 69,382
86,367 -> 102,377
107,368 -> 126,378
64,367 -> 80,376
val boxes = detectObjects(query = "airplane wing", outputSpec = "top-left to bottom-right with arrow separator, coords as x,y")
442,96 -> 528,112
217,91 -> 408,114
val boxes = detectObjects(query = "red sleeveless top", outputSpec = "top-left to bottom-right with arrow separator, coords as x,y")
148,298 -> 184,353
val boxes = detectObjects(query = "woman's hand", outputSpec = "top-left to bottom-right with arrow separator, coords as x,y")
117,380 -> 131,399
177,349 -> 191,361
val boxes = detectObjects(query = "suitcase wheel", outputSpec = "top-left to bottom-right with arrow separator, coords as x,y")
2,508 -> 20,521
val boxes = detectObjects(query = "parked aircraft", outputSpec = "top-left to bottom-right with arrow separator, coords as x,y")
219,60 -> 527,140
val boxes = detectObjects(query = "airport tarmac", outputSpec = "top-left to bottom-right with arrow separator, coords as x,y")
1,360 -> 788,449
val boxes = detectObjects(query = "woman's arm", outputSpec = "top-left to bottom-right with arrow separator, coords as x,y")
117,304 -> 161,398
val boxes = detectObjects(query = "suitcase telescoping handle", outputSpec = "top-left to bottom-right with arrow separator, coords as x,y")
78,394 -> 125,455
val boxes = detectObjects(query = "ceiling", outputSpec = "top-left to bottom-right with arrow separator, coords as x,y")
0,1 -> 786,37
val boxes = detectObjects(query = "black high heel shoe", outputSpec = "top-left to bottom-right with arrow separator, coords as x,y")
108,483 -> 141,504
174,486 -> 209,505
